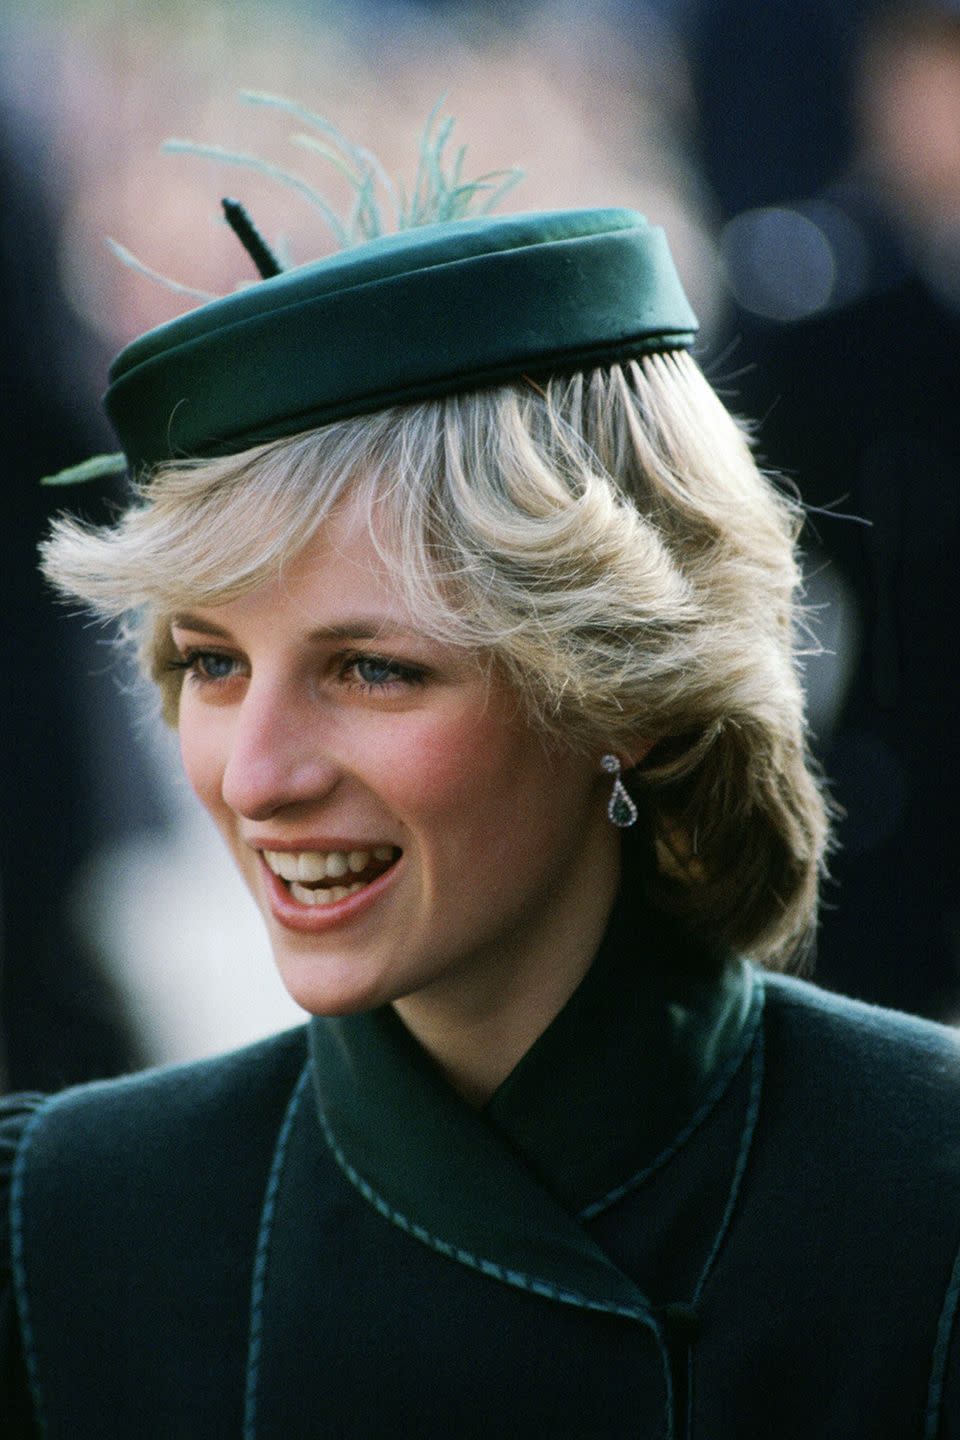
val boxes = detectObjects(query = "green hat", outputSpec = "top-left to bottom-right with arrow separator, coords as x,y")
101,206 -> 697,475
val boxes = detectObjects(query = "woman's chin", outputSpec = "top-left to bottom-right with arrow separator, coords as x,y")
270,945 -> 399,1017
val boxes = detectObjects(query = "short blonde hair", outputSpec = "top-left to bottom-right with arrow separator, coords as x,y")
42,352 -> 830,967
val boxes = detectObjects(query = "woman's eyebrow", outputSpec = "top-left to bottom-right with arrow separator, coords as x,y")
170,612 -> 422,642
170,613 -> 231,638
305,619 -> 422,642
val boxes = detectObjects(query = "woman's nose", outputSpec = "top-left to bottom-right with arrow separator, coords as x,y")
220,685 -> 338,821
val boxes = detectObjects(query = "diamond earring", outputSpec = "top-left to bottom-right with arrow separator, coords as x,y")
601,754 -> 638,829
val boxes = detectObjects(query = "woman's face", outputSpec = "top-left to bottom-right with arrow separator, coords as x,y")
172,495 -> 620,1021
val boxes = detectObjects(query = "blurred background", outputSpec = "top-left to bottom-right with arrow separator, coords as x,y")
1,0 -> 957,1090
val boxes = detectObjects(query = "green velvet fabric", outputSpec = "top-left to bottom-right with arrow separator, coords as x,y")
103,208 -> 698,471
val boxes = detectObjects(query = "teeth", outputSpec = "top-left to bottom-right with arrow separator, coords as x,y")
289,881 -> 365,907
298,853 -> 328,882
264,850 -> 301,882
264,846 -> 395,881
289,881 -> 333,906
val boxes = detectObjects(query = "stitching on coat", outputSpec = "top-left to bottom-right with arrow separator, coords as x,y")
315,1107 -> 678,1436
925,1235 -> 960,1439
677,1009 -> 765,1440
579,971 -> 766,1221
314,1101 -> 660,1325
9,1096 -> 56,1439
243,1062 -> 312,1440
692,1015 -> 765,1304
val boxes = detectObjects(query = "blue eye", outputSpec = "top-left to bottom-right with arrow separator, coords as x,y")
168,650 -> 240,684
195,652 -> 238,681
344,653 -> 425,691
355,655 -> 401,686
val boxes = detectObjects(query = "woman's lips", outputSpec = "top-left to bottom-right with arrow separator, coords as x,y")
258,850 -> 402,932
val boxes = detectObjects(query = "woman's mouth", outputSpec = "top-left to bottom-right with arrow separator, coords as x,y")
261,845 -> 400,908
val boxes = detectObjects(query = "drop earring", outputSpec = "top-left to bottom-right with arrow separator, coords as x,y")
601,754 -> 638,829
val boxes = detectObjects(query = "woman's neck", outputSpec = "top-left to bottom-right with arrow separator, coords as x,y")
392,840 -> 621,1108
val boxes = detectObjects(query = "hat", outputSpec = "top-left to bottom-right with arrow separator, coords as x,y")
43,203 -> 697,486
100,206 -> 697,475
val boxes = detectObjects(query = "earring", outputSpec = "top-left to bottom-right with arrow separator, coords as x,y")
601,754 -> 638,829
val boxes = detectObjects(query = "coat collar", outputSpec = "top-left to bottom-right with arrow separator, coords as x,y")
308,890 -> 761,1317
483,894 -> 758,1216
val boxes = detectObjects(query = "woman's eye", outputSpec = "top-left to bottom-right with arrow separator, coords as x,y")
171,650 -> 242,685
344,653 -> 425,691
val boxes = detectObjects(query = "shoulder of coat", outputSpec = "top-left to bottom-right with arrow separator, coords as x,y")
761,971 -> 960,1147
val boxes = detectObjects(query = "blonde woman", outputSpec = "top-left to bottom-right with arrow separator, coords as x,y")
2,167 -> 959,1439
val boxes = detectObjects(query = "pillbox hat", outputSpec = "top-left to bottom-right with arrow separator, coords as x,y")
103,206 -> 698,474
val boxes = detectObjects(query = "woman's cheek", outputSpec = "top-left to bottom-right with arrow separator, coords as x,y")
177,705 -> 224,812
390,711 -> 512,814
378,726 -> 469,819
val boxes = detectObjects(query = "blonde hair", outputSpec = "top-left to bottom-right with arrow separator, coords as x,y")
42,352 -> 830,967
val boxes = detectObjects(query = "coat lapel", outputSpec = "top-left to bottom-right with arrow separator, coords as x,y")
249,1056 -> 676,1440
305,896 -> 758,1310
309,1005 -> 658,1317
248,898 -> 761,1438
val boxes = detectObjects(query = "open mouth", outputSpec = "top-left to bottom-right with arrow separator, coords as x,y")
262,845 -> 401,908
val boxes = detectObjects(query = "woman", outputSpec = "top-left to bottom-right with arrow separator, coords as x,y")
2,186 -> 959,1438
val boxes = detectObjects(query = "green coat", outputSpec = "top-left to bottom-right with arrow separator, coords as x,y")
4,900 -> 960,1437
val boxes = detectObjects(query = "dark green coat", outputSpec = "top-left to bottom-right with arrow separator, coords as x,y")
4,904 -> 960,1438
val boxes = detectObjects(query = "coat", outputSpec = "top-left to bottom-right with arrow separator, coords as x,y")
3,898 -> 960,1438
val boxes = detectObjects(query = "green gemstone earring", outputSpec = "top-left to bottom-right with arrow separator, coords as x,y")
601,754 -> 638,829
